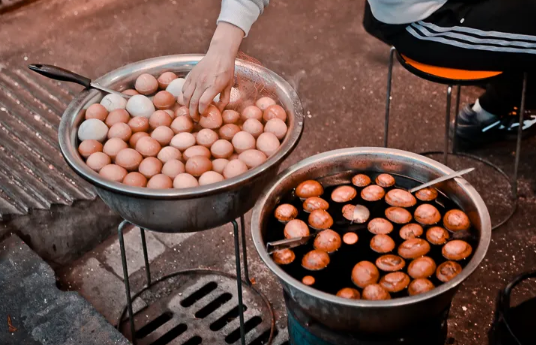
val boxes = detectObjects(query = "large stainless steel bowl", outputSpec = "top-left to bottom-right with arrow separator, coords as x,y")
251,147 -> 491,334
58,55 -> 304,233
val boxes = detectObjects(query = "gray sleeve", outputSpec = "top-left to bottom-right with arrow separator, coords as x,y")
217,0 -> 270,37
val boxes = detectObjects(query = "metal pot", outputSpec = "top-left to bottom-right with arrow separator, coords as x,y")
58,55 -> 304,233
251,147 -> 491,334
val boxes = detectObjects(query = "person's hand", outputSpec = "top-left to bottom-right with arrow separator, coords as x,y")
182,22 -> 244,118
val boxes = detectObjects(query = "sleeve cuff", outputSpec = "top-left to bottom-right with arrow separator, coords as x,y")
217,0 -> 264,37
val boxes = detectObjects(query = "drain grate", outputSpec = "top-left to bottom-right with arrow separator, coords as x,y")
121,272 -> 273,345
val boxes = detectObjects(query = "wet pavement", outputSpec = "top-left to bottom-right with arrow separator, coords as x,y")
1,0 -> 536,344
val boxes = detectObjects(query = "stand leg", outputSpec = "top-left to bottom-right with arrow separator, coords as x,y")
444,86 -> 453,166
384,46 -> 396,148
452,86 -> 462,154
513,73 -> 528,199
118,220 -> 137,345
140,228 -> 152,287
240,215 -> 251,286
232,220 -> 246,345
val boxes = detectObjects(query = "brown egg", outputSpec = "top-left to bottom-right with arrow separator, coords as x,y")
442,240 -> 472,261
223,159 -> 248,179
407,256 -> 437,279
331,186 -> 357,203
272,249 -> 295,265
99,164 -> 127,182
85,103 -> 108,121
426,226 -> 450,245
308,210 -> 333,230
361,185 -> 385,202
408,278 -> 435,296
149,110 -> 173,130
135,73 -> 159,95
157,146 -> 182,163
171,115 -> 194,134
199,105 -> 223,129
362,284 -> 391,300
103,138 -> 128,161
385,189 -> 417,208
376,173 -> 395,187
212,159 -> 229,174
115,148 -> 143,171
122,89 -> 139,96
336,287 -> 360,300
255,96 -> 276,111
370,234 -> 396,253
303,197 -> 329,213
185,156 -> 212,177
443,210 -> 471,232
256,132 -> 280,157
78,139 -> 103,158
173,173 -> 199,188
135,136 -> 161,157
376,254 -> 406,272
122,172 -> 147,187
157,72 -> 178,89
302,276 -> 315,286
162,159 -> 185,178
199,171 -> 225,186
264,118 -> 288,140
138,157 -> 163,178
342,204 -> 370,223
164,109 -> 175,120
229,153 -> 239,161
219,124 -> 241,141
175,105 -> 190,118
351,261 -> 380,288
222,110 -> 240,124
86,152 -> 111,171
436,261 -> 463,282
128,116 -> 150,133
295,180 -> 323,199
284,219 -> 310,239
313,229 -> 341,253
108,122 -> 132,141
385,207 -> 412,224
263,104 -> 287,122
241,105 -> 263,122
129,132 -> 149,148
274,204 -> 298,223
242,118 -> 264,138
238,149 -> 267,169
398,239 -> 431,259
207,140 -> 232,159
302,249 -> 330,271
196,129 -> 218,148
414,204 -> 441,225
415,187 -> 438,201
367,218 -> 394,235
105,109 -> 130,127
150,126 -> 173,146
153,91 -> 175,110
170,132 -> 196,151
232,131 -> 256,154
147,174 -> 173,189
352,174 -> 371,187
343,232 -> 359,245
183,145 -> 211,160
380,272 -> 410,293
399,223 -> 424,240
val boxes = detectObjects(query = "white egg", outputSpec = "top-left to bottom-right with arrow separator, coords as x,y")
166,78 -> 186,98
78,119 -> 108,142
100,94 -> 127,112
126,95 -> 155,118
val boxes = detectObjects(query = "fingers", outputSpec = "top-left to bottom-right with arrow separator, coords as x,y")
188,83 -> 208,118
215,84 -> 232,112
198,86 -> 223,115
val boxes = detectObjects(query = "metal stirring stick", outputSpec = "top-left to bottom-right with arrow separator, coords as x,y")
409,167 -> 475,193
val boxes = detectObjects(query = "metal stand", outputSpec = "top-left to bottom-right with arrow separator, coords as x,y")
116,215 -> 273,345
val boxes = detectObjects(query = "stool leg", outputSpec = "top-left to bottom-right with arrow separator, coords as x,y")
452,86 -> 462,154
513,73 -> 528,198
444,86 -> 453,166
384,46 -> 396,148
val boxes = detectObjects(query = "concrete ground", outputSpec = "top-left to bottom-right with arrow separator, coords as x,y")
1,0 -> 536,344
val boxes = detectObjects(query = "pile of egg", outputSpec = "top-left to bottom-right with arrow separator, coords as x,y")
77,72 -> 289,189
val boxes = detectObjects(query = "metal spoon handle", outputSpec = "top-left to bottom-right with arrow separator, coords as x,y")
409,167 -> 475,193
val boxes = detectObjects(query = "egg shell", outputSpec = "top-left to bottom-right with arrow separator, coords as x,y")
238,149 -> 267,169
241,105 -> 262,122
185,156 -> 212,177
152,91 -> 176,110
128,116 -> 150,133
212,158 -> 229,174
219,124 -> 241,141
126,95 -> 156,118
183,145 -> 211,160
157,146 -> 182,163
103,138 -> 128,160
175,105 -> 189,118
173,173 -> 199,189
151,126 -> 174,146
85,103 -> 108,121
232,131 -> 256,154
157,72 -> 178,89
78,139 -> 103,158
263,104 -> 287,122
256,132 -> 280,157
223,159 -> 248,179
135,73 -> 159,95
78,119 -> 108,142
105,109 -> 130,127
122,89 -> 139,96
199,105 -> 223,129
100,94 -> 127,112
162,159 -> 185,178
196,129 -> 219,148
255,96 -> 276,111
264,118 -> 288,140
242,118 -> 264,138
86,152 -> 111,171
222,110 -> 240,124
123,172 -> 147,187
108,122 -> 132,141
229,153 -> 239,161
170,132 -> 196,151
147,174 -> 173,189
129,132 -> 149,148
149,110 -> 173,130
164,109 -> 175,120
199,171 -> 225,185
99,164 -> 127,182
171,115 -> 194,134
138,157 -> 163,178
166,78 -> 186,98
115,148 -> 143,171
135,136 -> 162,157
210,139 -> 233,159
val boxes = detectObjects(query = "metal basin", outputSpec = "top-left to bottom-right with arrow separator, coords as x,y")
251,147 -> 491,334
58,55 -> 304,233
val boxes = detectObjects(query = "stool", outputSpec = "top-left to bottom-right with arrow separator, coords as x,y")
384,47 -> 528,230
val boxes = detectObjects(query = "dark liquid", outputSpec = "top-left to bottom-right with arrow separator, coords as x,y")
265,172 -> 477,299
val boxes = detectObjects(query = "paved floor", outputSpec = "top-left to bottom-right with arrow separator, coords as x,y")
1,0 -> 536,344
